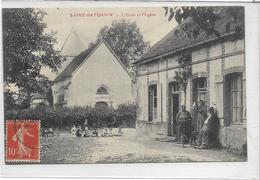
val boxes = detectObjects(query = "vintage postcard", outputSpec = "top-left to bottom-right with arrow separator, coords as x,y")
2,5 -> 248,165
1,4 -> 251,166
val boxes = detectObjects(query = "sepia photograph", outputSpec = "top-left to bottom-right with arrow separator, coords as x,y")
3,6 -> 247,164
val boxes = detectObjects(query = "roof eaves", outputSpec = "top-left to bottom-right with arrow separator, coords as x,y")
134,31 -> 237,65
53,43 -> 101,84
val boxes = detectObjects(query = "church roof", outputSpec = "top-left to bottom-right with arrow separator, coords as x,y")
53,43 -> 98,83
53,41 -> 131,83
134,8 -> 243,64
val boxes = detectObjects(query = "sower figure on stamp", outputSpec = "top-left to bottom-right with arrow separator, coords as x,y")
175,105 -> 192,146
12,123 -> 34,158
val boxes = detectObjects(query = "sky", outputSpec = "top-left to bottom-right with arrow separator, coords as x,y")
41,7 -> 177,80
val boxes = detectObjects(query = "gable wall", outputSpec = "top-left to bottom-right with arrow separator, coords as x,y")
66,43 -> 134,107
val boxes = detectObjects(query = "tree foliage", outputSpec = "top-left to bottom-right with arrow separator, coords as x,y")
90,19 -> 150,69
164,6 -> 244,39
3,8 -> 65,97
174,52 -> 192,105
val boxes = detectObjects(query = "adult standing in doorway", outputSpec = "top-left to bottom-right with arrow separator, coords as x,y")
175,105 -> 192,144
194,100 -> 207,132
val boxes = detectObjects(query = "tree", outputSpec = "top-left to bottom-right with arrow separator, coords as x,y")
4,89 -> 18,110
164,6 -> 244,39
90,19 -> 150,70
3,8 -> 65,105
174,52 -> 192,106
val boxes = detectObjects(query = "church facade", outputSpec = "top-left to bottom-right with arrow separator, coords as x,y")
52,41 -> 134,108
133,12 -> 246,152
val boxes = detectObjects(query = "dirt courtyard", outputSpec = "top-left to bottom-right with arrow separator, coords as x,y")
40,129 -> 246,164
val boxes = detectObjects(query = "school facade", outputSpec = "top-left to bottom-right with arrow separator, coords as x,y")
133,16 -> 246,152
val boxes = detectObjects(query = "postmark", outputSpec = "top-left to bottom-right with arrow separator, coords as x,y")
6,120 -> 40,163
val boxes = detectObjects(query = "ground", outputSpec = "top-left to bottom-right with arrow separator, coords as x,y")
40,129 -> 246,164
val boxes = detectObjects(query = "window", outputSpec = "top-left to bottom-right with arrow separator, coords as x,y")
193,77 -> 207,104
148,84 -> 157,121
170,82 -> 179,93
96,87 -> 108,95
225,73 -> 243,124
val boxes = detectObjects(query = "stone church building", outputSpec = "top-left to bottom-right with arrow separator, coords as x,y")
52,40 -> 134,108
133,10 -> 246,152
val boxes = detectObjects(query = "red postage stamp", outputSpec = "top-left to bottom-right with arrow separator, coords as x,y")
6,120 -> 40,163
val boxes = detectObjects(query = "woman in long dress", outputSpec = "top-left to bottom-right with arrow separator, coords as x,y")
196,107 -> 220,149
195,100 -> 207,132
12,123 -> 34,157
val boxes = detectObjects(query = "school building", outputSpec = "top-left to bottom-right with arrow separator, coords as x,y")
133,10 -> 246,153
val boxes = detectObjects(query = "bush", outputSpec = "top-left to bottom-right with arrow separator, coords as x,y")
17,105 -> 56,128
5,109 -> 19,120
5,103 -> 136,129
115,103 -> 136,128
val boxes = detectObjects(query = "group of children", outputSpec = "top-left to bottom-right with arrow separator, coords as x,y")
70,125 -> 123,138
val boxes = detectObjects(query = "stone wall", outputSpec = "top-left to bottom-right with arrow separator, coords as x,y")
136,121 -> 167,137
219,125 -> 247,154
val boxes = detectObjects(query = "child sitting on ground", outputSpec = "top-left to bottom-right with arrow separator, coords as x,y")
114,127 -> 123,136
91,129 -> 98,137
101,128 -> 109,137
108,127 -> 114,137
83,126 -> 90,137
71,125 -> 77,134
76,126 -> 83,137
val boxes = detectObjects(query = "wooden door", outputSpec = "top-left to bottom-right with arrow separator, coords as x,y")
172,94 -> 179,135
148,86 -> 154,121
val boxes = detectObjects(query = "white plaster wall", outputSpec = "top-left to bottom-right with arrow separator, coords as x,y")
148,72 -> 158,82
167,68 -> 177,79
225,54 -> 244,69
225,39 -> 244,54
167,56 -> 178,68
192,48 -> 207,62
159,71 -> 167,123
209,59 -> 223,117
192,62 -> 207,74
209,43 -> 222,58
159,58 -> 167,71
64,42 -> 133,108
136,75 -> 148,121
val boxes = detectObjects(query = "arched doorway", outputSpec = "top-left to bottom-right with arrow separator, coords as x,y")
95,101 -> 108,109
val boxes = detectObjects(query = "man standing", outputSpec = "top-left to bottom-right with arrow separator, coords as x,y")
175,105 -> 192,144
